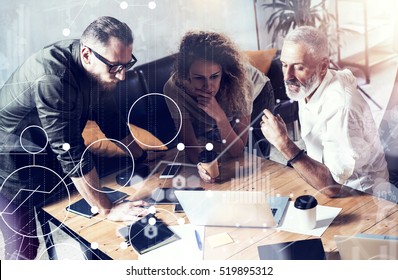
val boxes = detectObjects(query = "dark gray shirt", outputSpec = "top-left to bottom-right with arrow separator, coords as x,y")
0,40 -> 129,200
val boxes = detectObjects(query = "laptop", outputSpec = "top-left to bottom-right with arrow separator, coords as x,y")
174,190 -> 289,228
335,234 -> 398,260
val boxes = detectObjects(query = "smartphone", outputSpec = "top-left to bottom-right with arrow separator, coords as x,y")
159,163 -> 181,179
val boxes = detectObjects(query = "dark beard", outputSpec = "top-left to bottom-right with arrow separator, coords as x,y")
87,72 -> 118,94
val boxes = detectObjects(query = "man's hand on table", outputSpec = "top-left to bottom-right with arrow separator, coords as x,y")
107,200 -> 149,222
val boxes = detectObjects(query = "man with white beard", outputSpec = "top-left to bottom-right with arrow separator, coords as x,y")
260,26 -> 395,201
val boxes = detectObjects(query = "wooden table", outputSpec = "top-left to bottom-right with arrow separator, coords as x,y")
41,150 -> 398,260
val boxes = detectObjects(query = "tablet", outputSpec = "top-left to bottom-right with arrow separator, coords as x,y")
66,187 -> 128,218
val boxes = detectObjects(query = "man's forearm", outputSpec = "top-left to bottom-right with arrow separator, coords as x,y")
120,134 -> 145,159
290,154 -> 341,197
279,140 -> 341,197
70,167 -> 112,215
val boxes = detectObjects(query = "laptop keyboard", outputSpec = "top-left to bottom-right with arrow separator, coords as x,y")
271,208 -> 277,216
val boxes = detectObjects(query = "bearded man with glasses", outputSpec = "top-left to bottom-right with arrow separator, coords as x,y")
0,16 -> 148,259
260,26 -> 397,203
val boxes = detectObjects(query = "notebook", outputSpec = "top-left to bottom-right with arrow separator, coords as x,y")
66,186 -> 128,218
118,214 -> 180,255
335,234 -> 398,260
174,190 -> 289,228
258,238 -> 326,260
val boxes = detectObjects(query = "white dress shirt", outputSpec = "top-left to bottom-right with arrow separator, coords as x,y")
298,69 -> 389,193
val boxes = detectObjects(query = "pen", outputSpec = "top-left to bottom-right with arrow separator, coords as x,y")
194,229 -> 203,251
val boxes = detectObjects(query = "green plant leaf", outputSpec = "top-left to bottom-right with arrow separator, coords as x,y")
261,0 -> 337,50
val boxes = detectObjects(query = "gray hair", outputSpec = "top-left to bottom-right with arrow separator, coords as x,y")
81,16 -> 133,47
284,26 -> 329,60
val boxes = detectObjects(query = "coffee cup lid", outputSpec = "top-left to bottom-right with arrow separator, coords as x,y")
198,150 -> 218,163
294,195 -> 318,210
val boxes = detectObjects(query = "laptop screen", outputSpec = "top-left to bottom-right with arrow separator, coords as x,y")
335,234 -> 398,260
174,190 -> 289,228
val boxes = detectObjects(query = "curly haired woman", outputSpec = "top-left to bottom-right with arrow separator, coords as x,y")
164,31 -> 274,182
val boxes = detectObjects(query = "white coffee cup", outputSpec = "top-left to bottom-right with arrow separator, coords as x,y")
294,195 -> 318,230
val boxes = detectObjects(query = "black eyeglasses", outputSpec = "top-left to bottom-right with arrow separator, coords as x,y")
85,46 -> 137,73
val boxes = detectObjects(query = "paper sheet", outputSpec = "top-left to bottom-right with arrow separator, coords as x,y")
138,224 -> 204,260
277,201 -> 342,237
206,232 -> 234,248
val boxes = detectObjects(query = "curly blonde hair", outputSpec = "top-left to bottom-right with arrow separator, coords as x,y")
174,31 -> 251,115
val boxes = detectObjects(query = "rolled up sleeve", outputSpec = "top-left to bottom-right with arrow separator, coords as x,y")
322,107 -> 356,184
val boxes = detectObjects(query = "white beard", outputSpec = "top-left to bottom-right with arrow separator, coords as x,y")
285,71 -> 321,102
